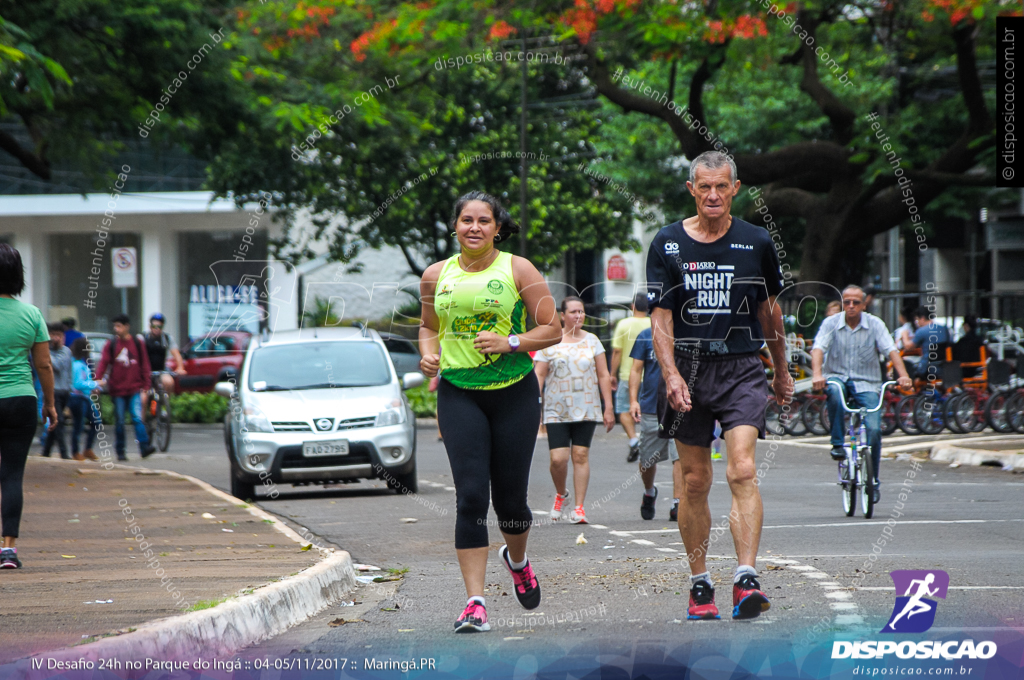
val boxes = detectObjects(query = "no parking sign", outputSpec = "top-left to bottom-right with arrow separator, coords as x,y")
112,247 -> 137,287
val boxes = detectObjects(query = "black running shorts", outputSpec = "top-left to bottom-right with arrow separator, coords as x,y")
657,350 -> 769,447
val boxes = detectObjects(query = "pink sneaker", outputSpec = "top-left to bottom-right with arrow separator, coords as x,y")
454,601 -> 489,633
499,544 -> 541,609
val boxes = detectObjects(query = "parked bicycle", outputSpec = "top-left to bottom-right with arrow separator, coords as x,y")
827,379 -> 896,520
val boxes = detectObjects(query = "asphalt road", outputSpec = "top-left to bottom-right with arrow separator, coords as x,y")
132,424 -> 1024,675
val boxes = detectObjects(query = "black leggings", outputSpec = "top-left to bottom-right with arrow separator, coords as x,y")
0,396 -> 38,538
437,373 -> 541,549
546,421 -> 597,449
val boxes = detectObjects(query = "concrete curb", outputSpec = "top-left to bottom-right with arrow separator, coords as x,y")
12,460 -> 357,675
929,444 -> 1024,472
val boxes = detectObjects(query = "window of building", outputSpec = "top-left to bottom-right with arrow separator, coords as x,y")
49,233 -> 141,332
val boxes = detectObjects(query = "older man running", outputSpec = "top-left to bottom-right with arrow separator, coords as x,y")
646,150 -> 792,621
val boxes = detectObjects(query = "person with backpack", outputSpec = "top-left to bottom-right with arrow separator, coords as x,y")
94,314 -> 156,460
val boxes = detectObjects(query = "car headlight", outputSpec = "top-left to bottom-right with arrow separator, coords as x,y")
375,407 -> 406,427
243,406 -> 274,433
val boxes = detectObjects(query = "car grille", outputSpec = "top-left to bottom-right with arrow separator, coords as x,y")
272,421 -> 312,432
278,444 -> 373,469
337,416 -> 376,430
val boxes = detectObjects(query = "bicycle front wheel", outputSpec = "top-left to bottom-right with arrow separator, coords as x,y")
782,396 -> 808,436
914,395 -> 946,435
1008,391 -> 1024,433
841,458 -> 856,517
157,392 -> 172,451
953,392 -> 985,433
765,400 -> 785,436
880,395 -> 898,436
896,394 -> 920,435
860,453 -> 875,519
985,390 -> 1012,433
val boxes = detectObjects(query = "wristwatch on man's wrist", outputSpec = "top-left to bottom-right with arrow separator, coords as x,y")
507,335 -> 521,352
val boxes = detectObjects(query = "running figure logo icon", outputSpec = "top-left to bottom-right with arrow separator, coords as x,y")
881,570 -> 949,633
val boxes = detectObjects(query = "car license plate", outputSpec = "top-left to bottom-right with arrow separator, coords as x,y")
302,440 -> 349,457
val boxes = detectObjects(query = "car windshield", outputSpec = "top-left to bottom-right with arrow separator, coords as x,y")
247,341 -> 391,391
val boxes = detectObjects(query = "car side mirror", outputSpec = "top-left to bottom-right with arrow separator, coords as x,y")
214,382 -> 236,398
401,372 -> 425,390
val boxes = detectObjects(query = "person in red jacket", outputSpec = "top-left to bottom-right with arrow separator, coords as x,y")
95,314 -> 156,460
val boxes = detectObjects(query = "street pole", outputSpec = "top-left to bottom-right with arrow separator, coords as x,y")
519,30 -> 528,259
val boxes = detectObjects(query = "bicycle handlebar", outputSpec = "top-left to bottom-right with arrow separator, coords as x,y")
826,379 -> 897,414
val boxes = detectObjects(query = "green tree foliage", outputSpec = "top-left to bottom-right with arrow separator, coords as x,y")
206,2 -> 641,275
332,0 -> 1003,284
0,0 -> 243,186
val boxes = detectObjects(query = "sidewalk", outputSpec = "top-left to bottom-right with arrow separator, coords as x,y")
0,457 -> 323,664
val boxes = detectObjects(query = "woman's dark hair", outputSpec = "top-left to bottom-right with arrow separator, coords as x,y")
450,191 -> 521,244
900,304 -> 916,321
0,243 -> 25,296
71,337 -> 90,361
560,296 -> 584,313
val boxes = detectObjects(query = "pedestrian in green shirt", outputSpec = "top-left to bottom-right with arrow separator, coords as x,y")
0,244 -> 58,569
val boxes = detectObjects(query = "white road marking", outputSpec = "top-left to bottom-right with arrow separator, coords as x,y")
856,586 -> 1024,591
655,548 -> 677,553
630,539 -> 657,546
762,519 -> 1024,529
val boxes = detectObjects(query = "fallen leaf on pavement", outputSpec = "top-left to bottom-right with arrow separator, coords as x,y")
300,544 -> 312,551
576,533 -> 587,545
201,513 -> 216,519
399,518 -> 418,523
61,555 -> 76,559
328,618 -> 365,627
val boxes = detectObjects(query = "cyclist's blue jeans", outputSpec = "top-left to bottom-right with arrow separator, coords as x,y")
827,379 -> 881,481
113,394 -> 149,456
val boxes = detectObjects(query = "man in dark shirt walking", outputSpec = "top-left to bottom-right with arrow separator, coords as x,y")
646,150 -> 793,622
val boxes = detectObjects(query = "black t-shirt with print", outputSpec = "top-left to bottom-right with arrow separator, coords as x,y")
645,217 -> 785,355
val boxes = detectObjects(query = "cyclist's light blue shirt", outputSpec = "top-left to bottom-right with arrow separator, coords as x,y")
813,311 -> 897,394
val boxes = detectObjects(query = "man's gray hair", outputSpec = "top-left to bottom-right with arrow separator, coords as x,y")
842,285 -> 866,300
688,150 -> 738,184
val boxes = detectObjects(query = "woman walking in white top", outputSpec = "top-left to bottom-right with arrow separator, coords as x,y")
534,296 -> 615,524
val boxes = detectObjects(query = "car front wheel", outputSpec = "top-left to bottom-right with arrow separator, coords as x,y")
385,459 -> 418,495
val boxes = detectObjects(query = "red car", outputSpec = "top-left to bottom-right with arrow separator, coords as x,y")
175,331 -> 252,393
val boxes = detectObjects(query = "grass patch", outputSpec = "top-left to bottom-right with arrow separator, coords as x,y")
188,597 -> 231,612
387,566 -> 410,576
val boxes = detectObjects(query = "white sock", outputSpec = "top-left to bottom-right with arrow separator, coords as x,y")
690,571 -> 712,587
629,437 -> 639,447
644,486 -> 657,497
508,553 -> 528,571
468,596 -> 485,607
734,565 -> 757,582
672,498 -> 679,507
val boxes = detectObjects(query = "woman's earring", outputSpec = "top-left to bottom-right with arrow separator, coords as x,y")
450,231 -> 456,237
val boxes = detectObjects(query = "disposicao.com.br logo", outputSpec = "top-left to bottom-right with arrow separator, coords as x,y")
831,569 -> 997,661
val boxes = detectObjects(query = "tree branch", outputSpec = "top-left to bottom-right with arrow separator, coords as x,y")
0,128 -> 50,179
954,22 -> 991,133
399,242 -> 425,278
758,187 -> 821,217
788,11 -> 856,144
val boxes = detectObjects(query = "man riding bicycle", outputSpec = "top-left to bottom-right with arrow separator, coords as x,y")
811,286 -> 913,502
144,313 -> 186,396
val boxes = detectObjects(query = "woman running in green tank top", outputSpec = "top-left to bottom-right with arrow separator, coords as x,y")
419,191 -> 561,633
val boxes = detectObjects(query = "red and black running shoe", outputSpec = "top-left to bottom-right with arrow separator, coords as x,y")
687,580 -> 720,620
732,573 -> 771,619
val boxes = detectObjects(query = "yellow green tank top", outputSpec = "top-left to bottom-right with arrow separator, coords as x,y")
435,250 -> 534,390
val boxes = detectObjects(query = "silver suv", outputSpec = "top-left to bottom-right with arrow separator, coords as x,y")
216,328 -> 423,500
